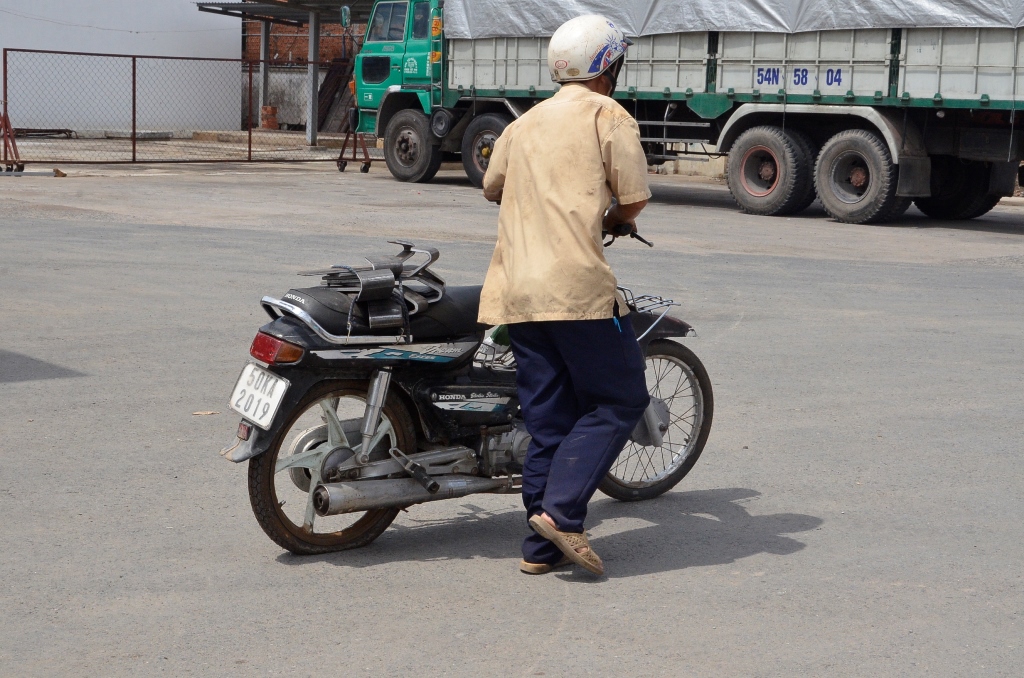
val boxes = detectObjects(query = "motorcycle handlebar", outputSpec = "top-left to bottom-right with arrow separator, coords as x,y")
603,223 -> 654,248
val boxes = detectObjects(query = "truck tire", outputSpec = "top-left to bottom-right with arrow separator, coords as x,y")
914,158 -> 1001,220
461,113 -> 512,188
383,109 -> 443,183
885,197 -> 914,221
726,126 -> 814,216
786,128 -> 819,214
814,129 -> 902,224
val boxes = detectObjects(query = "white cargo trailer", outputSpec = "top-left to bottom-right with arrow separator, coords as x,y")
351,0 -> 1024,222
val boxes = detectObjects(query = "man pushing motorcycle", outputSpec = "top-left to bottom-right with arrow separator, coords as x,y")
478,15 -> 651,576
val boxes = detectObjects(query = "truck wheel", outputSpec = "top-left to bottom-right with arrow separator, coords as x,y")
461,113 -> 512,188
726,126 -> 814,216
914,158 -> 1001,220
786,129 -> 819,214
383,109 -> 442,183
885,197 -> 914,221
814,129 -> 902,224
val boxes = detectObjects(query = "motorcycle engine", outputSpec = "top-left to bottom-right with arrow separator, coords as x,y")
480,421 -> 531,476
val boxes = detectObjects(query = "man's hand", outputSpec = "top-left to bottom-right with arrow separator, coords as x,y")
603,199 -> 648,233
483,187 -> 503,204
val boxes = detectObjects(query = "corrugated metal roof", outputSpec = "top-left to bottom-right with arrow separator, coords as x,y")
196,1 -> 375,25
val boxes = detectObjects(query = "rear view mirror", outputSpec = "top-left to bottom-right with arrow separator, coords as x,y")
340,6 -> 351,28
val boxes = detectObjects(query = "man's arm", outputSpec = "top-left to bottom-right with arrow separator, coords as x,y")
482,132 -> 510,203
603,198 -> 648,233
483,185 -> 503,203
602,116 -> 652,231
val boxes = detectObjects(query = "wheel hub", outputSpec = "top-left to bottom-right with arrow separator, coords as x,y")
320,446 -> 355,483
474,132 -> 497,171
849,166 -> 868,188
829,150 -> 871,204
394,128 -> 420,166
739,145 -> 781,197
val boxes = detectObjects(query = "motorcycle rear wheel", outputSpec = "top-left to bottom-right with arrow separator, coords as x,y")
248,380 -> 417,555
599,339 -> 714,502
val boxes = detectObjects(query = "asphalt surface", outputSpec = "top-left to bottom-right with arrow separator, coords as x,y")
2,164 -> 1023,676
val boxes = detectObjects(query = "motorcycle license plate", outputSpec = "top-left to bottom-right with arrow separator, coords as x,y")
228,363 -> 290,430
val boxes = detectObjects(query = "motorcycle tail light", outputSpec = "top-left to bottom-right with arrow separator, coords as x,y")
236,420 -> 253,441
250,332 -> 304,365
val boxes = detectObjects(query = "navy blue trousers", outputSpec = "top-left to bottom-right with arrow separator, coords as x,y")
508,315 -> 650,565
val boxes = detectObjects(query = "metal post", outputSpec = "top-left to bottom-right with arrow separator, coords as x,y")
247,61 -> 253,161
259,20 -> 270,109
131,56 -> 137,162
1,49 -> 20,169
306,10 -> 320,146
2,48 -> 7,164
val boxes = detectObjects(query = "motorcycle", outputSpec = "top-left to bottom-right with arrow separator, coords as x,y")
221,238 -> 713,555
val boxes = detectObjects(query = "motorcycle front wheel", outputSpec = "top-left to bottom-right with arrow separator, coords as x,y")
248,380 -> 417,555
599,339 -> 714,502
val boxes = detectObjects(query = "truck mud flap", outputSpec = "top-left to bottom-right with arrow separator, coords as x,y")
896,156 -> 931,197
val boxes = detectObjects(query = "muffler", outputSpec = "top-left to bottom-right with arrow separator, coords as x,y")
312,476 -> 513,516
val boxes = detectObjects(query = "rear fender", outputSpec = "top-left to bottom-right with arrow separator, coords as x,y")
630,311 -> 695,351
259,315 -> 333,351
221,367 -> 323,463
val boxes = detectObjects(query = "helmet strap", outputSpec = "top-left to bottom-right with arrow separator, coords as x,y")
602,57 -> 624,97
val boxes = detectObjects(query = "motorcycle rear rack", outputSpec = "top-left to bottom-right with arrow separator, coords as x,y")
617,286 -> 683,341
618,286 -> 679,314
261,296 -> 413,346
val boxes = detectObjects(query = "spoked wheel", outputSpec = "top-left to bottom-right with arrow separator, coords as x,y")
247,380 -> 416,555
599,340 -> 714,501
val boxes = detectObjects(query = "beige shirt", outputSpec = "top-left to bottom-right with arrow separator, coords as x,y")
477,84 -> 651,325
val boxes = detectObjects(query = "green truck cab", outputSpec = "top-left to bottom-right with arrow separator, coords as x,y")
355,0 -> 525,188
355,1 -> 440,116
351,0 -> 1023,224
353,0 -> 460,181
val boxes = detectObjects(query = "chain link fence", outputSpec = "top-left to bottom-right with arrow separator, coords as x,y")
3,48 -> 381,165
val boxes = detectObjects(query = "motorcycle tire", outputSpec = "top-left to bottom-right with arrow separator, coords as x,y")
248,380 -> 417,555
598,339 -> 714,502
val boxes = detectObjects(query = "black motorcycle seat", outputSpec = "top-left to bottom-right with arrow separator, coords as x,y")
281,285 -> 486,340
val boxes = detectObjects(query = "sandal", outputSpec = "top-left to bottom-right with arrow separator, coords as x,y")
519,556 -> 572,575
528,514 -> 604,576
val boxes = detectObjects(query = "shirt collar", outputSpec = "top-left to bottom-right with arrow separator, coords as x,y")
554,83 -> 596,100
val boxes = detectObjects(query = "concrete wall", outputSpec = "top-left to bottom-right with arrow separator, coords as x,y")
0,1 -> 238,57
1,1 -> 240,132
667,144 -> 726,178
244,68 -> 328,128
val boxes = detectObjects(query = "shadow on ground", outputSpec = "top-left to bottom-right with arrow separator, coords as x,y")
0,350 -> 85,384
649,183 -> 737,211
275,488 -> 822,579
650,182 -> 1024,234
429,173 -> 476,187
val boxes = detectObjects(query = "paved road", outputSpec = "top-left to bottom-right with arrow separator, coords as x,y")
2,165 -> 1023,676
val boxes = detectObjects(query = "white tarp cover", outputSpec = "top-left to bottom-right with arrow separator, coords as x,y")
443,0 -> 1024,38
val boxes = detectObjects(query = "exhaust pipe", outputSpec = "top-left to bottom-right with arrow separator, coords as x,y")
313,476 -> 513,516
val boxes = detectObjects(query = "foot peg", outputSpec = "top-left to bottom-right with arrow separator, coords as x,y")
389,448 -> 440,494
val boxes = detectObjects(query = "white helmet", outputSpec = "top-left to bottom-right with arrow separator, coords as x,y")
547,15 -> 632,84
